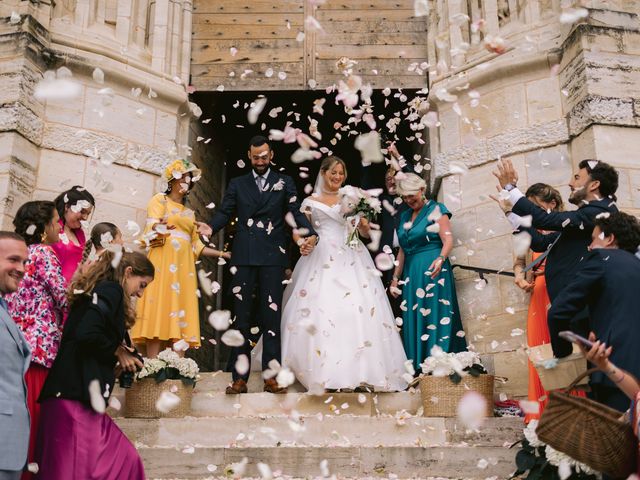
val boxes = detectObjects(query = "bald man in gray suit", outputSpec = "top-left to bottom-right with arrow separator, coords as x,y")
0,232 -> 31,480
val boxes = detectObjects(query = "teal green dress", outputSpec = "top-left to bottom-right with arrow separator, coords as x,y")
397,201 -> 467,372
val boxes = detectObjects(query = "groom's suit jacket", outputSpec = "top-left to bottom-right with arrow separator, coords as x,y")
0,301 -> 31,471
210,170 -> 316,266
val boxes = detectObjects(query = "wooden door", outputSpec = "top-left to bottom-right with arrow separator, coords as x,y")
190,0 -> 429,91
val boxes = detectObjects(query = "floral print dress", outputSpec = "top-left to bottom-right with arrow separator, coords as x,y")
6,244 -> 68,368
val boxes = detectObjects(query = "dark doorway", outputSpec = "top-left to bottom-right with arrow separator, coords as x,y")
190,87 -> 428,370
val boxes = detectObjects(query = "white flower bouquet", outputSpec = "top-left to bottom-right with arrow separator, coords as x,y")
513,420 -> 602,479
419,346 -> 487,383
338,185 -> 382,248
137,348 -> 199,387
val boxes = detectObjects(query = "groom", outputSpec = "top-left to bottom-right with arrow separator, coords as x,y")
198,136 -> 318,394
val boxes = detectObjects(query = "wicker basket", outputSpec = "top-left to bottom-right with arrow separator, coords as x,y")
536,370 -> 637,479
420,374 -> 494,417
124,378 -> 194,418
528,343 -> 588,391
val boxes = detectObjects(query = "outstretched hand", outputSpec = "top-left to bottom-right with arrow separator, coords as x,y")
196,221 -> 213,237
492,158 -> 519,189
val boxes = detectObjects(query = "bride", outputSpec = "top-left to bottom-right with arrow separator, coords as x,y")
281,156 -> 408,392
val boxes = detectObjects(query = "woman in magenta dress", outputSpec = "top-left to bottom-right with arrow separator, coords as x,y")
36,250 -> 154,480
51,186 -> 95,284
6,201 -> 68,479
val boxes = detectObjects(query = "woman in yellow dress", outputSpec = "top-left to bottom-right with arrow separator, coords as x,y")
132,159 -> 229,358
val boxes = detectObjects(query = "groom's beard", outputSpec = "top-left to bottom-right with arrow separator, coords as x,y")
252,165 -> 268,175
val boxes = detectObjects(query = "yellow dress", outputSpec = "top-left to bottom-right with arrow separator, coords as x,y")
131,194 -> 204,347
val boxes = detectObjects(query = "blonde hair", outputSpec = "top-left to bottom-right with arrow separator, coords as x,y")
69,249 -> 154,328
319,156 -> 348,184
395,173 -> 427,196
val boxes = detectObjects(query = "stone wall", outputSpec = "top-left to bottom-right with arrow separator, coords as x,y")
427,1 -> 640,396
0,0 -> 193,241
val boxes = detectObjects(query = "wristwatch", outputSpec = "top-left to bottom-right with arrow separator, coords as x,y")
504,183 -> 516,192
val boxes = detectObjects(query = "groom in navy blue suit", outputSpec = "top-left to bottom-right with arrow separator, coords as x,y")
198,136 -> 317,394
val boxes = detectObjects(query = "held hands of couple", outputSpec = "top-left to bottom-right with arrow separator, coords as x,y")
299,235 -> 318,256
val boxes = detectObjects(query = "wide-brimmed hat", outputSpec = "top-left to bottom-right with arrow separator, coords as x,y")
395,172 -> 426,196
163,159 -> 202,183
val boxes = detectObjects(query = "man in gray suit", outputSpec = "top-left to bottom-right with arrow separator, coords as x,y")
0,232 -> 30,479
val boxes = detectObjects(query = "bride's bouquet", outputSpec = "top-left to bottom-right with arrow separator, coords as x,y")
339,185 -> 382,248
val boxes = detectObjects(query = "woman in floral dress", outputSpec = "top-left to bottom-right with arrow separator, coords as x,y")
7,201 -> 68,479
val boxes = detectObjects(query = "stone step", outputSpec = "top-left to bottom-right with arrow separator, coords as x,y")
117,416 -> 522,449
111,373 -> 423,418
136,444 -> 518,479
118,417 -> 523,479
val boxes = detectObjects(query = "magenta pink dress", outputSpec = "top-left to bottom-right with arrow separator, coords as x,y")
50,221 -> 86,284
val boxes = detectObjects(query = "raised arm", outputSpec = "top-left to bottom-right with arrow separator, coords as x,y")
511,195 -> 598,232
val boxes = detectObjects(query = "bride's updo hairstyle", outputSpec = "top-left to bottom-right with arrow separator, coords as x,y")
319,155 -> 348,185
395,173 -> 427,196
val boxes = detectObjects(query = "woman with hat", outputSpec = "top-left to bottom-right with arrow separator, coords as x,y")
390,173 -> 467,372
131,160 -> 229,358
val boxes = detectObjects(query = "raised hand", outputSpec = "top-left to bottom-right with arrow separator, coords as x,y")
492,158 -> 519,189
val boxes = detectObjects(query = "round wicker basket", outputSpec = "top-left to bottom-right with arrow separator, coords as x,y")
124,378 -> 194,418
419,374 -> 494,417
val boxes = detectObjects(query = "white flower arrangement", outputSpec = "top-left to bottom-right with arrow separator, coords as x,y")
338,186 -> 383,248
420,345 -> 486,381
515,420 -> 602,479
137,348 -> 199,386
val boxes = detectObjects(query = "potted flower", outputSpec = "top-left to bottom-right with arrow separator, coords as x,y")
417,346 -> 494,417
124,348 -> 199,418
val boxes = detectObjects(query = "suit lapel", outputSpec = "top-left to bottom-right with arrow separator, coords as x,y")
244,172 -> 262,206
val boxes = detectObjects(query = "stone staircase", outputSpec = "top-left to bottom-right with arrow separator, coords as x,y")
112,373 -> 524,480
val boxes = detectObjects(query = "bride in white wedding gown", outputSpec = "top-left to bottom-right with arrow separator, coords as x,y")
281,156 -> 408,392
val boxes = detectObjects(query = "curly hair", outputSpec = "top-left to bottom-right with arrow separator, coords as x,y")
54,186 -> 95,225
594,211 -> 640,254
525,183 -> 564,212
69,249 -> 154,328
578,159 -> 619,201
13,201 -> 57,246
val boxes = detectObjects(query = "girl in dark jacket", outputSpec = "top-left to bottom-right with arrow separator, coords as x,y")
36,250 -> 154,480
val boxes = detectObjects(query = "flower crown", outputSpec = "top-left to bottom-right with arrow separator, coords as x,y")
163,159 -> 202,183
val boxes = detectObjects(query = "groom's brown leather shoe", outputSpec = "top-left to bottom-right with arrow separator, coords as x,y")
264,378 -> 287,394
225,379 -> 247,394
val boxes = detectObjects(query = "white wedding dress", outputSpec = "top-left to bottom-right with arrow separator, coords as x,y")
280,196 -> 409,392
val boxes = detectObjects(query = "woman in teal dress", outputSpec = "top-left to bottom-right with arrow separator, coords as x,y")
390,173 -> 467,372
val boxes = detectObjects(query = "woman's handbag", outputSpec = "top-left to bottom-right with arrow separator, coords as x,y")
536,369 -> 637,478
